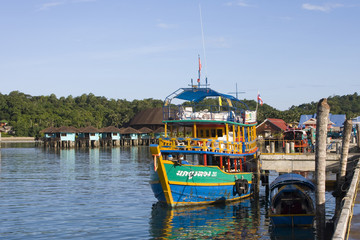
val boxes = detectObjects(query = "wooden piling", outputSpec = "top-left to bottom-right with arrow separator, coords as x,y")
335,119 -> 353,217
357,124 -> 360,148
255,153 -> 260,194
315,98 -> 330,240
339,120 -> 352,184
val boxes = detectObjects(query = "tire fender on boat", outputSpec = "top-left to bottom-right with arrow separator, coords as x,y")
235,179 -> 249,195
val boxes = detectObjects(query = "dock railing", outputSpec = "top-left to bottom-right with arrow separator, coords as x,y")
332,159 -> 360,240
258,139 -> 312,154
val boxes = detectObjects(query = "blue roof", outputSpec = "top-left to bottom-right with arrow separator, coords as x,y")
352,116 -> 360,124
166,87 -> 250,109
175,88 -> 238,102
298,114 -> 346,128
270,173 -> 315,191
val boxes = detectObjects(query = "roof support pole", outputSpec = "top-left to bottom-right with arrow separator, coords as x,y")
193,123 -> 197,138
225,123 -> 229,142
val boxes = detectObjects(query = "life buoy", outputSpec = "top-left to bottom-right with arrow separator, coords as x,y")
235,179 -> 249,195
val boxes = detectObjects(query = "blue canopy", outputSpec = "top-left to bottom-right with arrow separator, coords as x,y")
173,88 -> 241,103
270,173 -> 315,191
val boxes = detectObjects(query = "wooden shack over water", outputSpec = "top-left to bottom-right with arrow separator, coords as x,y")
42,126 -> 78,148
99,126 -> 122,146
78,126 -> 100,148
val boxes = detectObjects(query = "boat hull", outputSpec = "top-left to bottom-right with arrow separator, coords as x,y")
150,159 -> 253,206
270,214 -> 315,227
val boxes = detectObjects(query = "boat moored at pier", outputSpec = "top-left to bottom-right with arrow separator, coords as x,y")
149,73 -> 259,207
269,173 -> 316,227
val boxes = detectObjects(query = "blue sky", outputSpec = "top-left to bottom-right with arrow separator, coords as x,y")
0,0 -> 359,110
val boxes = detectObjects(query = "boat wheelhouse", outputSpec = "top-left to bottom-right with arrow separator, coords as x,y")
149,83 -> 259,207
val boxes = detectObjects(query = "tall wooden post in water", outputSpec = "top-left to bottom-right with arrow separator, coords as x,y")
315,98 -> 330,240
357,124 -> 360,148
335,119 -> 352,216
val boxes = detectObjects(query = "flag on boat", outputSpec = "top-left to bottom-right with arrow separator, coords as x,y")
219,96 -> 222,106
226,98 -> 233,107
257,92 -> 263,106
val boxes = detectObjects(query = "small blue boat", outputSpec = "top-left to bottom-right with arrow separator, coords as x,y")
269,173 -> 315,227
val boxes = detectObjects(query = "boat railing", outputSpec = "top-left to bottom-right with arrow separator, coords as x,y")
163,105 -> 256,123
159,137 -> 257,154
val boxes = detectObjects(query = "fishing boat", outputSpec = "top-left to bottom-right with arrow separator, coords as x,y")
269,173 -> 316,227
149,63 -> 259,207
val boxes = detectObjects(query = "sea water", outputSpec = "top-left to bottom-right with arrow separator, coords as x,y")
0,143 -> 335,239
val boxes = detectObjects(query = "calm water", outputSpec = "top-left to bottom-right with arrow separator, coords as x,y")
0,143 -> 335,239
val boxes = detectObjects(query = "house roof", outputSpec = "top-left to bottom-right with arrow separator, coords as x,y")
267,118 -> 288,131
137,127 -> 153,134
40,126 -> 58,133
154,127 -> 165,133
352,116 -> 360,124
99,126 -> 122,133
78,126 -> 100,133
257,118 -> 288,131
56,126 -> 78,133
299,114 -> 346,128
121,127 -> 140,134
130,107 -> 164,126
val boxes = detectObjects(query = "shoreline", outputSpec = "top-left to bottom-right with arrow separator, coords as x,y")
0,137 -> 36,143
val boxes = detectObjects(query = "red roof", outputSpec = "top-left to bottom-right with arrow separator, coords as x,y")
267,118 -> 288,131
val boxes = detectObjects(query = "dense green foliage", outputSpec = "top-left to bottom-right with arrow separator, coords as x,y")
0,91 -> 163,137
0,91 -> 359,137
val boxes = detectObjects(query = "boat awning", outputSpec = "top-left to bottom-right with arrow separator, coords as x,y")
173,88 -> 240,103
270,173 -> 315,191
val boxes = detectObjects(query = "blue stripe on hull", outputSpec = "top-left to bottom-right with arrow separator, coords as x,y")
271,215 -> 314,227
150,182 -> 252,205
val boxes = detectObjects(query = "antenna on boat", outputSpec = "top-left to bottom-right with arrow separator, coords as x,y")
228,83 -> 245,99
199,4 -> 208,87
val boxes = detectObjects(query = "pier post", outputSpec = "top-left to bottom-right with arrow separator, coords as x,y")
290,142 -> 295,153
255,153 -> 260,194
315,98 -> 330,240
285,142 -> 290,153
270,142 -> 275,153
357,124 -> 360,148
335,119 -> 352,216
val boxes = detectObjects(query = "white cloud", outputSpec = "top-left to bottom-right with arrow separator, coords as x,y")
225,0 -> 252,7
156,19 -> 176,29
302,3 -> 343,12
157,23 -> 173,29
38,1 -> 65,11
37,0 -> 95,11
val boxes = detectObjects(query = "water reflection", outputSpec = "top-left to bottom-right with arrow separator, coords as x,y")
89,148 -> 100,178
60,149 -> 75,180
150,197 -> 269,239
111,148 -> 121,175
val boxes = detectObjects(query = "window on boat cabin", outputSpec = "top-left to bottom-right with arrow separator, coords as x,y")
211,129 -> 216,138
200,129 -> 204,137
90,133 -> 95,136
61,133 -> 67,137
217,129 -> 223,138
113,133 -> 118,136
205,129 -> 210,138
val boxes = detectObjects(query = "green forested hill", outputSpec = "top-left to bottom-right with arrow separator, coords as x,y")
0,91 -> 359,137
0,91 -> 163,137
